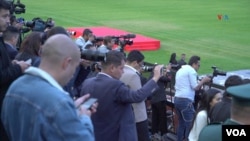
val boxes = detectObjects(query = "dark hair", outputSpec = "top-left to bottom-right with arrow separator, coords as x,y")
19,32 -> 42,56
41,26 -> 69,44
103,36 -> 113,45
169,53 -> 177,64
46,26 -> 68,38
188,55 -> 200,66
126,50 -> 144,63
101,50 -> 126,69
82,28 -> 92,36
224,75 -> 243,88
242,78 -> 250,84
0,0 -> 11,10
3,26 -> 19,40
190,88 -> 221,131
224,75 -> 243,97
201,88 -> 221,113
85,44 -> 94,49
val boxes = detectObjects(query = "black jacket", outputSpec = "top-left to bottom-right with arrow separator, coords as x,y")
0,36 -> 23,141
0,36 -> 22,108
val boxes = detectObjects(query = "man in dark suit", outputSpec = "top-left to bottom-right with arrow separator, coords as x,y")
80,50 -> 164,141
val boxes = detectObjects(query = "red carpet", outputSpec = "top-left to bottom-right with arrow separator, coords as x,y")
67,26 -> 160,51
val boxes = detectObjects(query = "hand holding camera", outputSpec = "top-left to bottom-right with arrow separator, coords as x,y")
152,64 -> 165,82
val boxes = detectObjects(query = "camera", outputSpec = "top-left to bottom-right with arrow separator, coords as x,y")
141,65 -> 154,72
6,0 -> 25,15
67,30 -> 76,36
212,66 -> 227,77
141,64 -> 166,75
111,33 -> 136,52
24,17 -> 54,32
81,50 -> 106,62
170,63 -> 179,70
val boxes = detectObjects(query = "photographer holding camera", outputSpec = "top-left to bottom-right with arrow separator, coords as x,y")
119,50 -> 151,141
174,55 -> 211,141
97,35 -> 114,53
80,50 -> 165,141
75,28 -> 94,51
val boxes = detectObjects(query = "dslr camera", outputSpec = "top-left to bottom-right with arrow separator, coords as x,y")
211,66 -> 227,77
141,64 -> 166,75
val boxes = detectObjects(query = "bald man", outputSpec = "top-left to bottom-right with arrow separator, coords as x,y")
1,34 -> 96,141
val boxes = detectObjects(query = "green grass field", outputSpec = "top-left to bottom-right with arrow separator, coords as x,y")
18,0 -> 250,74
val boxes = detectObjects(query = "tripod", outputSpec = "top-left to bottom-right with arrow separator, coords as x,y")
165,70 -> 176,133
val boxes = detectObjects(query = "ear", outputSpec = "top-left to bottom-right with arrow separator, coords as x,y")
62,57 -> 72,70
110,64 -> 116,73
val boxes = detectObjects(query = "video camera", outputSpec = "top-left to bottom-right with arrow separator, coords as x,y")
6,0 -> 25,15
111,33 -> 136,52
23,17 -> 54,32
81,49 -> 106,62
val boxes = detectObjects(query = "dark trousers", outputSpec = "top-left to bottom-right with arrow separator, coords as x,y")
0,120 -> 9,141
151,101 -> 168,135
136,120 -> 150,141
1,94 -> 9,141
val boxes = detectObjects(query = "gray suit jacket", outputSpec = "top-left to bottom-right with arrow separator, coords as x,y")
120,65 -> 147,122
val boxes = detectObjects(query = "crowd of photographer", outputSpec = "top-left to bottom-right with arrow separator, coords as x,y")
1,1 -> 250,141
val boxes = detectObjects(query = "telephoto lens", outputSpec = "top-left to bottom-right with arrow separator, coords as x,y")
81,50 -> 106,62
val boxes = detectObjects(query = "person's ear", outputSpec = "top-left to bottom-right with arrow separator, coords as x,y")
110,64 -> 116,73
62,57 -> 72,70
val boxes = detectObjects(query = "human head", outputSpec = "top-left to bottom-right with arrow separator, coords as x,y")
41,26 -> 69,44
224,75 -> 243,97
188,55 -> 200,71
103,35 -> 114,49
169,53 -> 176,63
199,88 -> 222,112
82,28 -> 93,40
126,50 -> 145,71
101,50 -> 126,79
0,0 -> 11,32
19,31 -> 42,56
226,83 -> 250,124
181,53 -> 186,60
3,25 -> 19,46
85,44 -> 96,51
40,34 -> 81,86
